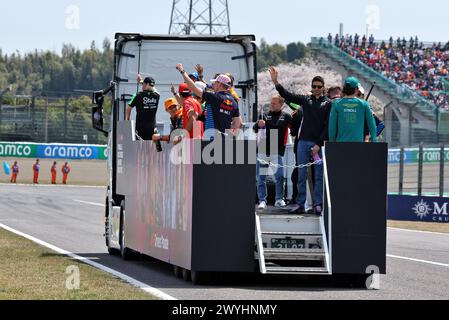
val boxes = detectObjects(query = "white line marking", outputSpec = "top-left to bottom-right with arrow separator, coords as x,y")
388,227 -> 449,237
0,223 -> 177,300
74,200 -> 105,207
387,254 -> 449,268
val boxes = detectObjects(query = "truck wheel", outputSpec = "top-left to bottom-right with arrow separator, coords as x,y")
119,201 -> 135,260
173,266 -> 182,279
191,271 -> 210,285
105,197 -> 119,255
182,268 -> 191,281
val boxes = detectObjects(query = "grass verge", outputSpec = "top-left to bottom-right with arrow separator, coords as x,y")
388,220 -> 449,234
0,228 -> 157,300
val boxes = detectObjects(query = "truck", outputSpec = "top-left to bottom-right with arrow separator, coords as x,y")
92,33 -> 387,287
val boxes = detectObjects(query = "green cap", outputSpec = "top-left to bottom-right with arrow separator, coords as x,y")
344,76 -> 361,89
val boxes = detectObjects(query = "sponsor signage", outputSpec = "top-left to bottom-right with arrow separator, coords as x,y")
0,143 -> 37,158
0,142 -> 108,160
388,148 -> 449,164
388,195 -> 449,223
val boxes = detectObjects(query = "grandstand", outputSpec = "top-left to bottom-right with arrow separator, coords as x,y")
312,35 -> 449,147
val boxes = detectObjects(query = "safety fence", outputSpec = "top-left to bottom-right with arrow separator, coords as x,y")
388,145 -> 449,197
0,95 -> 110,145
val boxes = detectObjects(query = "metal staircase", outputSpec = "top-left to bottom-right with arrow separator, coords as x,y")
255,210 -> 331,275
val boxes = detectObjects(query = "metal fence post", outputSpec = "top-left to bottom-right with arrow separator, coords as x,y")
399,147 -> 404,195
418,143 -> 423,196
64,96 -> 68,142
31,97 -> 36,141
440,144 -> 445,197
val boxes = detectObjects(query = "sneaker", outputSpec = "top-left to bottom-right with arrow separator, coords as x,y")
306,208 -> 315,215
258,201 -> 267,210
274,199 -> 287,208
314,205 -> 323,216
289,205 -> 306,214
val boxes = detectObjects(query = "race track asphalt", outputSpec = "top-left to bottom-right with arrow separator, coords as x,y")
0,184 -> 448,300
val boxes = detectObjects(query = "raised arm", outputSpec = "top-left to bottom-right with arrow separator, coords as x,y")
171,84 -> 183,107
176,63 -> 203,98
268,66 -> 306,105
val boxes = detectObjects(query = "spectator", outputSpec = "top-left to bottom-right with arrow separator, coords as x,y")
51,161 -> 57,184
10,161 -> 19,183
327,33 -> 332,43
362,35 -> 367,48
269,66 -> 331,215
354,33 -> 360,47
334,34 -> 449,110
335,33 -> 340,47
328,77 -> 377,143
62,162 -> 71,185
254,95 -> 292,209
32,159 -> 40,184
369,34 -> 375,46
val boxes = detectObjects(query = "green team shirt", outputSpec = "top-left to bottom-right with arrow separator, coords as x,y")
328,98 -> 377,142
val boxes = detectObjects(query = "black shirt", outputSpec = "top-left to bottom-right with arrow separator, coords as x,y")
275,84 -> 331,147
253,111 -> 292,157
289,109 -> 303,155
129,90 -> 160,140
170,115 -> 183,132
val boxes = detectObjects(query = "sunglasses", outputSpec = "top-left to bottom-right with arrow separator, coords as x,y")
312,85 -> 324,89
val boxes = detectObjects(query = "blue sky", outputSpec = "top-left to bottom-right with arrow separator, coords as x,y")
0,0 -> 447,54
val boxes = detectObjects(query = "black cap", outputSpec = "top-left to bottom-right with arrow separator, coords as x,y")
143,77 -> 155,86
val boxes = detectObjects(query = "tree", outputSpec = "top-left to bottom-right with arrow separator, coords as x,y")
286,42 -> 306,62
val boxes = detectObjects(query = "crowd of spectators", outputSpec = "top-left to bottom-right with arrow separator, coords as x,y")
326,33 -> 449,110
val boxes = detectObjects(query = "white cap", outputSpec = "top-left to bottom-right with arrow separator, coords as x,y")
195,81 -> 207,92
358,85 -> 365,95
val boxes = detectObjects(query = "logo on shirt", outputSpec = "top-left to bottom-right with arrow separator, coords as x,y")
143,97 -> 158,105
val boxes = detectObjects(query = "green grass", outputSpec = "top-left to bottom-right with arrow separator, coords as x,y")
0,228 -> 157,300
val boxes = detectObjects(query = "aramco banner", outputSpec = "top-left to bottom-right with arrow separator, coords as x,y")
0,142 -> 108,160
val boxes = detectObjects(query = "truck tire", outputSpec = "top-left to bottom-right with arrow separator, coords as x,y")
105,197 -> 119,256
182,268 -> 191,281
119,201 -> 135,260
173,266 -> 182,279
191,271 -> 210,285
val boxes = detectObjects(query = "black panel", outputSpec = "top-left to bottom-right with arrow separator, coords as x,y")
324,142 -> 387,274
191,140 -> 256,272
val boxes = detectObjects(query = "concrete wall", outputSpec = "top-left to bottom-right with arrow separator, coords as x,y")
0,158 -> 107,186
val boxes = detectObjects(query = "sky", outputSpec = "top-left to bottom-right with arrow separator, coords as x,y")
0,0 -> 447,55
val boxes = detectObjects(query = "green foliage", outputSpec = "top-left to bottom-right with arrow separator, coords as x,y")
0,38 -> 113,95
257,39 -> 309,71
